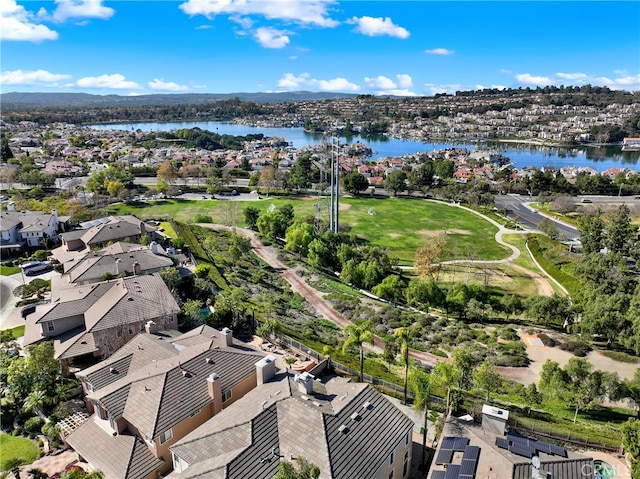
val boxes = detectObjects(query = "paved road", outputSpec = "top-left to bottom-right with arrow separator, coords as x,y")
494,194 -> 579,240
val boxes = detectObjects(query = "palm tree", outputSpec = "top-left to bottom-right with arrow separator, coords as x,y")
432,362 -> 459,415
256,318 -> 278,341
342,321 -> 374,382
409,367 -> 432,467
23,389 -> 46,416
394,327 -> 411,405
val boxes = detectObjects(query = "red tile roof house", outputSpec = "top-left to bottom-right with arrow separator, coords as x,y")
166,366 -> 415,479
64,325 -> 267,479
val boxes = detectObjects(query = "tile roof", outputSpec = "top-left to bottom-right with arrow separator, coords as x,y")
512,458 -> 595,479
168,374 -> 414,479
36,282 -> 113,323
54,327 -> 99,360
66,418 -> 164,479
84,332 -> 264,439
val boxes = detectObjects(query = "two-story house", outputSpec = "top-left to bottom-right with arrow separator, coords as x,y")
167,365 -> 415,479
65,325 -> 266,479
0,203 -> 68,252
23,273 -> 180,365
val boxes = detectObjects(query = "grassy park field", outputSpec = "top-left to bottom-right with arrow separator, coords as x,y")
109,196 -> 511,265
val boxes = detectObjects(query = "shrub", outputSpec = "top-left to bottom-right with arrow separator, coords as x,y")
193,214 -> 213,223
559,339 -> 592,357
24,416 -> 44,432
498,326 -> 519,341
538,333 -> 557,347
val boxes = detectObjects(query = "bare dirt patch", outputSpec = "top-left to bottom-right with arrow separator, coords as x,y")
417,228 -> 472,237
388,233 -> 401,238
339,203 -> 352,211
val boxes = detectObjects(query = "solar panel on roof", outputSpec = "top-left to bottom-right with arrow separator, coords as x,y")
444,464 -> 461,479
435,449 -> 454,465
459,475 -> 474,479
549,444 -> 567,457
431,471 -> 447,479
509,443 -> 534,458
460,459 -> 477,476
462,445 -> 480,461
495,437 -> 509,450
535,442 -> 553,454
441,436 -> 456,450
507,432 -> 534,445
453,437 -> 470,451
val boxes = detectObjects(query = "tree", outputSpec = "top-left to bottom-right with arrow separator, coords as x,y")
452,346 -> 476,391
258,165 -> 283,195
432,362 -> 459,414
605,204 -> 634,254
577,212 -> 604,254
394,327 -> 411,404
409,367 -> 432,466
273,457 -> 320,479
384,170 -> 407,196
413,233 -> 447,280
342,172 -> 370,195
244,206 -> 260,229
342,321 -> 374,382
621,368 -> 640,418
160,266 -> 182,294
256,318 -> 278,340
181,299 -> 203,329
284,221 -> 314,257
383,338 -> 398,372
7,341 -> 59,405
157,160 -> 177,184
373,275 -> 405,302
404,278 -> 445,310
472,361 -> 502,401
621,419 -> 640,479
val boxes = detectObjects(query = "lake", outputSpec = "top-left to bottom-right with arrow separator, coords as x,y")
89,121 -> 640,173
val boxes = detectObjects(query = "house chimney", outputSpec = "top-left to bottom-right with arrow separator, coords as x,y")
7,202 -> 15,212
51,209 -> 58,221
207,373 -> 223,415
145,320 -> 158,334
255,355 -> 276,386
295,372 -> 314,395
150,241 -> 159,254
132,262 -> 140,275
140,222 -> 146,235
221,327 -> 233,346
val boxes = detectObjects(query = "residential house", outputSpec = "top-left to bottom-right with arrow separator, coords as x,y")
23,273 -> 179,364
65,325 -> 266,479
167,367 -> 414,479
0,204 -> 68,253
428,405 -> 595,479
59,216 -> 155,252
55,241 -> 174,286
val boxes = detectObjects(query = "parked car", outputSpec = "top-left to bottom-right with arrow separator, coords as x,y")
21,304 -> 36,318
21,261 -> 53,276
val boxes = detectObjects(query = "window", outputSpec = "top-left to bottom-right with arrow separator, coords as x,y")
128,326 -> 134,335
222,390 -> 232,402
46,321 -> 55,332
406,432 -> 410,445
172,453 -> 182,473
403,451 -> 409,478
159,428 -> 173,444
86,382 -> 94,393
388,472 -> 394,479
145,435 -> 154,447
389,451 -> 394,465
94,403 -> 104,420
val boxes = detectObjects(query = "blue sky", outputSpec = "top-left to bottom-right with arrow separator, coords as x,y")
1,1 -> 639,96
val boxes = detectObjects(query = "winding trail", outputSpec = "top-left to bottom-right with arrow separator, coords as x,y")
198,224 -> 449,366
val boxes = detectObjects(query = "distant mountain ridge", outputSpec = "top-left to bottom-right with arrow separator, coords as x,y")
0,91 -> 359,108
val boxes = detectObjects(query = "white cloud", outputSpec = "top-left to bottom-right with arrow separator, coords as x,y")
363,74 -> 414,95
254,27 -> 290,48
423,83 -> 462,95
500,69 -> 512,74
76,73 -> 141,89
556,72 -> 588,81
364,75 -> 397,90
593,74 -> 640,91
179,0 -> 338,27
396,74 -> 412,89
0,0 -> 58,42
349,16 -> 409,38
148,79 -> 190,92
277,72 -> 359,92
515,73 -> 553,86
0,69 -> 70,86
424,48 -> 453,55
47,0 -> 115,22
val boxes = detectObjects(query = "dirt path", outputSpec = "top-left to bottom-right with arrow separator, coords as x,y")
198,224 -> 449,366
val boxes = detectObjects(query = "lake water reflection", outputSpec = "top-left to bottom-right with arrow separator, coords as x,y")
89,121 -> 640,173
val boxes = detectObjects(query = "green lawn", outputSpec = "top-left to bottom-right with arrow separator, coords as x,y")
8,325 -> 25,338
0,433 -> 40,471
109,197 -> 510,265
0,266 -> 21,276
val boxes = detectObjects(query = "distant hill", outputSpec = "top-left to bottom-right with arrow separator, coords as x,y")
0,91 -> 359,109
